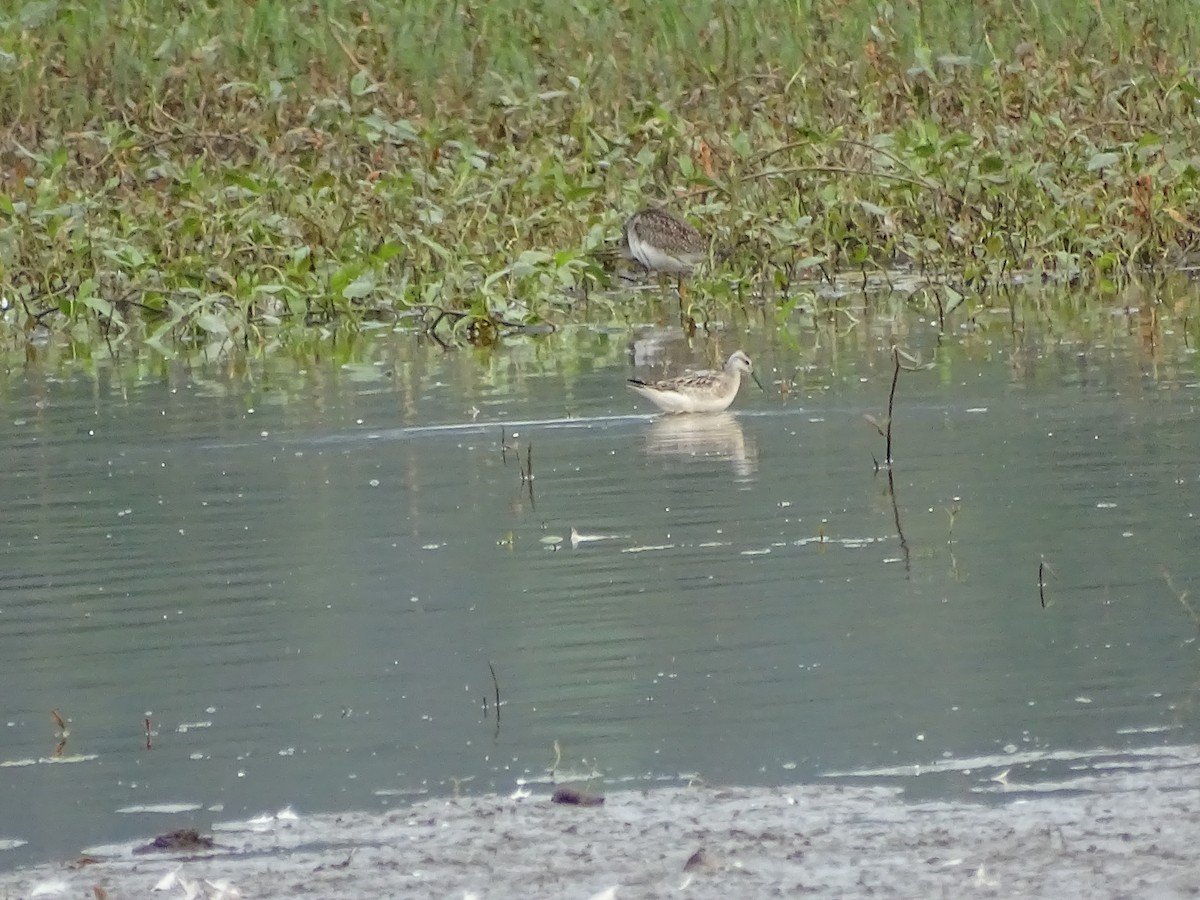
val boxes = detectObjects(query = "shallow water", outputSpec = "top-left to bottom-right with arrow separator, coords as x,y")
3,296 -> 1200,871
4,747 -> 1200,900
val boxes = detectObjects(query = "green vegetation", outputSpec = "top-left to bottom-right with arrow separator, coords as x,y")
2,0 -> 1199,357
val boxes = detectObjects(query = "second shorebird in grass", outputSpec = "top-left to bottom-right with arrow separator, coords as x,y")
621,207 -> 708,299
627,350 -> 760,414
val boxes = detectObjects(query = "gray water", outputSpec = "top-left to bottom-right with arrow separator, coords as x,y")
3,300 -> 1200,870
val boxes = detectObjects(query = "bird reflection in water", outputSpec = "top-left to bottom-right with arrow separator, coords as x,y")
641,412 -> 758,479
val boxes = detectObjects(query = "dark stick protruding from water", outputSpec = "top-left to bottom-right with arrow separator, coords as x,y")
885,348 -> 900,466
488,660 -> 501,727
887,467 -> 911,576
865,349 -> 904,470
519,442 -> 535,509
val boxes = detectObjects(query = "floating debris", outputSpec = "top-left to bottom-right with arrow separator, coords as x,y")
569,528 -> 629,548
551,786 -> 605,807
133,829 -> 216,855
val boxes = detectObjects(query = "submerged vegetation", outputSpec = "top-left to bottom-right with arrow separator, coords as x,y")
1,0 -> 1200,357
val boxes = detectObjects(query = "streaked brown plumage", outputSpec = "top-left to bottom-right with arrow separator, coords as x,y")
620,207 -> 709,299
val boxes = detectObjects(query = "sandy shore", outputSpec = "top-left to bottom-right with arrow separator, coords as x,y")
2,761 -> 1198,899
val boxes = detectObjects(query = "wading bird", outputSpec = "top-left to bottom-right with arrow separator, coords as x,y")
620,207 -> 709,301
627,350 -> 761,414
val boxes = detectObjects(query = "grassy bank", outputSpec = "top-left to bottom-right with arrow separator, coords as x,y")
1,0 -> 1199,354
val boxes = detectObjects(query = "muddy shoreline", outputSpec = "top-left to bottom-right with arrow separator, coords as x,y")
3,758 -> 1199,899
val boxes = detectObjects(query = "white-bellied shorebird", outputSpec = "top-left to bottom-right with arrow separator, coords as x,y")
621,207 -> 709,300
627,350 -> 760,414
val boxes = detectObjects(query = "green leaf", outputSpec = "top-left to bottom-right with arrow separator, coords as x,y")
80,295 -> 123,325
373,242 -> 404,264
329,262 -> 365,297
342,271 -> 376,300
226,171 -> 262,195
197,312 -> 229,335
793,255 -> 827,269
978,154 -> 1005,175
482,265 -> 512,289
414,234 -> 451,261
1086,151 -> 1122,172
512,250 -> 551,276
350,70 -> 378,97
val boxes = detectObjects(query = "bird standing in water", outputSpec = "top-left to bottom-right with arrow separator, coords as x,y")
621,207 -> 709,302
627,350 -> 760,414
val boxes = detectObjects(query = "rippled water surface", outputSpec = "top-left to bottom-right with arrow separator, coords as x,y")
3,302 -> 1200,868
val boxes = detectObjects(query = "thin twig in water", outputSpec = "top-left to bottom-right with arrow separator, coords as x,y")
1039,558 -> 1059,608
885,348 -> 900,466
488,661 -> 501,727
517,441 -> 535,509
886,467 -> 911,576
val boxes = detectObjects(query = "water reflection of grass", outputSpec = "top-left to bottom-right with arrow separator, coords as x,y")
2,0 -> 1199,356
